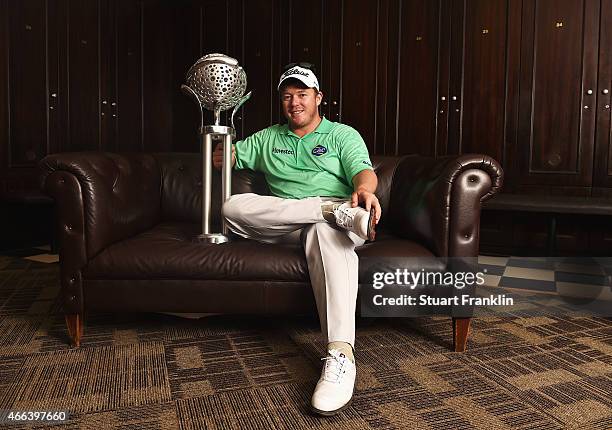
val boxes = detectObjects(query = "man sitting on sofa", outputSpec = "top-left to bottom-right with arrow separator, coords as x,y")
212,62 -> 381,415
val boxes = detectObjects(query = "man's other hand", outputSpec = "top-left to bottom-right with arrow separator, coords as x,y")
213,142 -> 236,170
351,189 -> 381,224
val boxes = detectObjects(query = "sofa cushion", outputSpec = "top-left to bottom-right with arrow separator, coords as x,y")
84,222 -> 307,281
84,222 -> 442,282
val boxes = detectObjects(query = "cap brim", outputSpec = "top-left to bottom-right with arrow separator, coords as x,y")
278,76 -> 315,90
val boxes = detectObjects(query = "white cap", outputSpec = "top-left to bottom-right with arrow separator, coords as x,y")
277,66 -> 320,91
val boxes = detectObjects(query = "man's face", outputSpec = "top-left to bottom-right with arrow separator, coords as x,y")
280,85 -> 322,131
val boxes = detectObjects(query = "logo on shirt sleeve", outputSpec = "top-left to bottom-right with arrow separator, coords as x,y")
312,145 -> 328,156
362,160 -> 372,166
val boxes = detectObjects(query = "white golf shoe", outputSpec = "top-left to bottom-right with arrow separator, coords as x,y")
330,202 -> 376,241
311,349 -> 357,416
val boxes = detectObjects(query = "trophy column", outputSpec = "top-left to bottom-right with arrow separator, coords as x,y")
198,125 -> 235,244
222,133 -> 234,235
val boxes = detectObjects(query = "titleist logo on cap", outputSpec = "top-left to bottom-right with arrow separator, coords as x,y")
282,67 -> 310,79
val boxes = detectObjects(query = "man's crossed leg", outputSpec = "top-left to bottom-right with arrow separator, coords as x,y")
222,193 -> 369,415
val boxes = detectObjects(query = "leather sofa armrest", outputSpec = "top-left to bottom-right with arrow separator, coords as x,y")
40,152 -> 162,259
40,152 -> 162,314
386,154 -> 503,257
41,169 -> 88,315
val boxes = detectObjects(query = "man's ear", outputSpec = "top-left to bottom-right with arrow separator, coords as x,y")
316,91 -> 323,106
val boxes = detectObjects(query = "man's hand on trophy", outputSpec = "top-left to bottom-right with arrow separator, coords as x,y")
213,142 -> 236,170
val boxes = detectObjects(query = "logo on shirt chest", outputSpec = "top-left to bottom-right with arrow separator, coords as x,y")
272,147 -> 295,155
311,145 -> 328,156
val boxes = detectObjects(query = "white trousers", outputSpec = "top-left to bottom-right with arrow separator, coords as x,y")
222,193 -> 364,347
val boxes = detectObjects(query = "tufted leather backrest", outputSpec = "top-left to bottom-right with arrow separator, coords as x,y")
155,153 -> 402,227
370,156 -> 403,227
155,153 -> 270,228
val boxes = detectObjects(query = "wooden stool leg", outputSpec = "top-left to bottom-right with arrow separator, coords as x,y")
452,317 -> 471,352
65,314 -> 83,347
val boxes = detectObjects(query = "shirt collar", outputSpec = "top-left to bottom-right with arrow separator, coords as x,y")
283,117 -> 333,136
314,117 -> 333,134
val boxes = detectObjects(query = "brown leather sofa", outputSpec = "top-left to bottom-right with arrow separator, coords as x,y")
40,152 -> 502,351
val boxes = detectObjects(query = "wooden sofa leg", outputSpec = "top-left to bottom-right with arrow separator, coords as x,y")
65,314 -> 83,347
452,317 -> 471,352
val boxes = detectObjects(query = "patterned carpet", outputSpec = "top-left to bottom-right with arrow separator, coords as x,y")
0,255 -> 611,429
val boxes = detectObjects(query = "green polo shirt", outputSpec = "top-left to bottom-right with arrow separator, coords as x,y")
234,117 -> 373,199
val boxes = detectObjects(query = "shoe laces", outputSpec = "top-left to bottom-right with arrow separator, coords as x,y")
334,205 -> 355,229
321,349 -> 350,383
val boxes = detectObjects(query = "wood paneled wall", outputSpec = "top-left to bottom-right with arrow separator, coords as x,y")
1,0 -> 612,253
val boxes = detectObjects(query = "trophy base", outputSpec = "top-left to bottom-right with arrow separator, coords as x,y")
194,233 -> 229,244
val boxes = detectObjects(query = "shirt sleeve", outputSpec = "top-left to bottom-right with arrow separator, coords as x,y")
337,126 -> 374,184
234,128 -> 268,171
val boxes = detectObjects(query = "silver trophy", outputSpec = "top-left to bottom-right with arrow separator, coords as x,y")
181,53 -> 251,243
